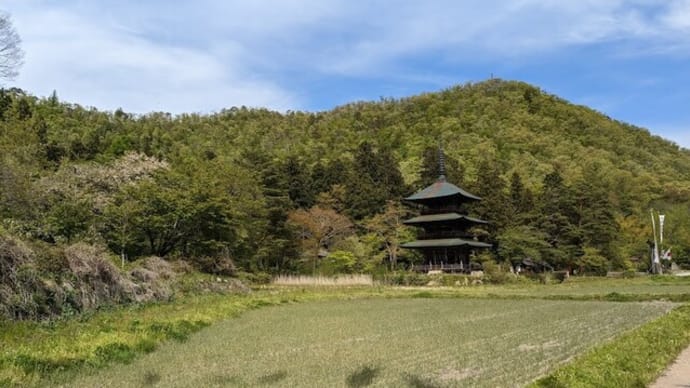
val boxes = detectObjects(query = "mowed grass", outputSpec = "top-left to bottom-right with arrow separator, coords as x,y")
68,298 -> 674,388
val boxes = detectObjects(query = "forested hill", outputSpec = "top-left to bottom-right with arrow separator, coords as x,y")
1,79 -> 690,279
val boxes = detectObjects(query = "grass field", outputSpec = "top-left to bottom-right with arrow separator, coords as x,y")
403,275 -> 690,300
3,276 -> 690,387
67,298 -> 674,387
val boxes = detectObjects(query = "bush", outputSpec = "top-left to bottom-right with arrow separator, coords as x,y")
319,251 -> 357,275
192,256 -> 236,276
482,261 -> 518,284
0,237 -> 180,321
383,272 -> 429,286
552,270 -> 570,282
576,248 -> 609,276
237,271 -> 271,285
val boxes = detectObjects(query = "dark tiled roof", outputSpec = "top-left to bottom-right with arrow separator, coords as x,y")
403,213 -> 488,225
404,177 -> 481,202
401,238 -> 492,249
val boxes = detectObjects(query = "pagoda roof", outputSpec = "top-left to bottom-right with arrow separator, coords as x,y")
404,177 -> 481,203
401,238 -> 492,249
403,213 -> 488,225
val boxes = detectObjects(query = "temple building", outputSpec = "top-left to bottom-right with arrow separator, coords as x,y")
401,152 -> 491,272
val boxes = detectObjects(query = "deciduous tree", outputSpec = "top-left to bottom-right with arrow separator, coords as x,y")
363,201 -> 413,270
287,206 -> 354,273
0,13 -> 23,81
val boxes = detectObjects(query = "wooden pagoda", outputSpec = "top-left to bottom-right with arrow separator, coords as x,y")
401,152 -> 491,273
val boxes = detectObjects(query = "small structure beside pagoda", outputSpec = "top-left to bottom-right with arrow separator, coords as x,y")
401,153 -> 491,273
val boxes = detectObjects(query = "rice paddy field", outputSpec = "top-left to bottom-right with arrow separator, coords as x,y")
3,275 -> 690,387
68,299 -> 672,387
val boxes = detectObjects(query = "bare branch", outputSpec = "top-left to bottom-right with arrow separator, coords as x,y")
0,12 -> 24,81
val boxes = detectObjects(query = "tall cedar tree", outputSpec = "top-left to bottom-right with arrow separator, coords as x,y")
536,169 -> 580,269
345,142 -> 407,219
471,157 -> 509,236
283,156 -> 315,208
508,171 -> 535,225
311,158 -> 348,196
572,172 -> 620,261
239,151 -> 300,272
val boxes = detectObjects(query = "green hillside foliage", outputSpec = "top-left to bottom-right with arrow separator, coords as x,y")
1,79 -> 690,281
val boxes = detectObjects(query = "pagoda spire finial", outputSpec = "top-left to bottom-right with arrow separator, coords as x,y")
438,142 -> 446,181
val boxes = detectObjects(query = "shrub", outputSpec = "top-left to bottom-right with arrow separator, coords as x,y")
238,271 -> 271,285
482,261 -> 518,284
576,247 -> 609,276
319,251 -> 357,275
63,243 -> 134,310
1,237 -> 179,320
192,256 -> 236,276
382,272 -> 429,286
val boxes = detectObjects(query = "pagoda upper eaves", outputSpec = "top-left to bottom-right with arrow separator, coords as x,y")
404,176 -> 481,204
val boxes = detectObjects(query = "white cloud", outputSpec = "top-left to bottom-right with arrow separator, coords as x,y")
660,0 -> 690,30
7,2 -> 298,113
3,0 -> 690,115
281,1 -> 690,76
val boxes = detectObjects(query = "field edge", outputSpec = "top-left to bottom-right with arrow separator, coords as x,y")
528,304 -> 690,388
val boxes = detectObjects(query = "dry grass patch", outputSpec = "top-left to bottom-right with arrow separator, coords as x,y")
272,274 -> 374,286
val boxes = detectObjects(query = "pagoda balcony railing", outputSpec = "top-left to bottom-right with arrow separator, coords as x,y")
419,206 -> 463,215
419,231 -> 474,240
412,263 -> 468,273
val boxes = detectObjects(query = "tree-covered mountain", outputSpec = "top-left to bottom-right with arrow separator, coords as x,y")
1,79 -> 689,277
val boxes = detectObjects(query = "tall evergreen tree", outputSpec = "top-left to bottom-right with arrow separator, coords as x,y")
536,169 -> 580,269
345,142 -> 407,219
508,171 -> 535,225
572,172 -> 619,262
283,156 -> 314,209
471,157 -> 509,234
238,151 -> 300,272
311,158 -> 349,196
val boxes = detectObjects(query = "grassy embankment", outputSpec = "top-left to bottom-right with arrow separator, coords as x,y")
1,275 -> 690,387
530,303 -> 690,387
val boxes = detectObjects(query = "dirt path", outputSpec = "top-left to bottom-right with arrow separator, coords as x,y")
650,345 -> 690,387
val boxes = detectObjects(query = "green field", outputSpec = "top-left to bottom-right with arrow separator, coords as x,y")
68,298 -> 673,387
4,276 -> 690,387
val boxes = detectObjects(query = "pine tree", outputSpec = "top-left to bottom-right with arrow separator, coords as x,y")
471,157 -> 509,234
536,169 -> 580,269
572,172 -> 619,262
345,142 -> 407,219
283,156 -> 314,208
508,171 -> 534,224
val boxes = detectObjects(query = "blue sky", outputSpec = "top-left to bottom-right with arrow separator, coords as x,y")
3,0 -> 690,148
